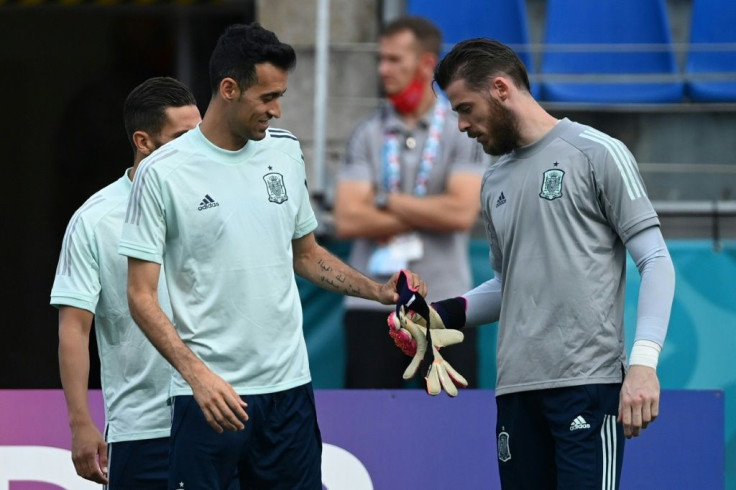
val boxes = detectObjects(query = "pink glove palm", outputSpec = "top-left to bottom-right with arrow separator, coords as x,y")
388,307 -> 418,356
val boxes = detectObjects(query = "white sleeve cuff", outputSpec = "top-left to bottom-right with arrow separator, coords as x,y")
628,339 -> 662,369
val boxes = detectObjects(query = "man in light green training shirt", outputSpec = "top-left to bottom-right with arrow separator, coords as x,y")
51,77 -> 200,486
119,23 -> 426,489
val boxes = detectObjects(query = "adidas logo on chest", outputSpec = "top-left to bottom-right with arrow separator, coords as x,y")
197,194 -> 219,211
495,192 -> 507,208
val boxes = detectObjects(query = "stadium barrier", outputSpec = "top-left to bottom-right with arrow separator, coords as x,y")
0,389 -> 724,489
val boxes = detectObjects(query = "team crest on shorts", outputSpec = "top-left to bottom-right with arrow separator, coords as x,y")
498,429 -> 511,462
539,168 -> 565,200
264,172 -> 288,204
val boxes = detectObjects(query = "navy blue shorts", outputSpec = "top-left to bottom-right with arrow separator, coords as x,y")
496,384 -> 624,490
105,437 -> 168,489
169,382 -> 322,489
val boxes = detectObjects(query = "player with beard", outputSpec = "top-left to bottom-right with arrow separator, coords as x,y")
334,16 -> 488,389
391,38 -> 675,489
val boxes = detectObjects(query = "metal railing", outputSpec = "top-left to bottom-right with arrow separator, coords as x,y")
653,200 -> 736,250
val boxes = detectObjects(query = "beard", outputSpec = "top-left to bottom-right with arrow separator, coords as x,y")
483,97 -> 520,156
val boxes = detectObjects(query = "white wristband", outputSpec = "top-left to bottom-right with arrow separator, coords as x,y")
629,339 -> 662,369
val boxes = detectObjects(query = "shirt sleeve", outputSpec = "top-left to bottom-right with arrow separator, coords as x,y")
588,134 -> 659,242
458,184 -> 506,328
118,161 -> 167,264
294,154 -> 319,239
50,211 -> 100,312
480,173 -> 504,274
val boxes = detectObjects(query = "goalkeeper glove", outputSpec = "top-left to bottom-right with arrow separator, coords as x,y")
386,273 -> 469,396
387,295 -> 467,357
387,269 -> 426,356
399,312 -> 468,397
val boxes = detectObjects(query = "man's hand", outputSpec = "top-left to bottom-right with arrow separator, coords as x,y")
618,365 -> 660,438
190,368 -> 249,433
386,269 -> 437,356
70,422 -> 108,484
379,269 -> 428,305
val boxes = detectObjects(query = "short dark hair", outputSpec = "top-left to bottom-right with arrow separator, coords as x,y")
208,22 -> 297,94
381,16 -> 442,57
434,38 -> 531,93
123,76 -> 196,150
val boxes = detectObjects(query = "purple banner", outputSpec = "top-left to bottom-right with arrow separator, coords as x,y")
316,390 -> 497,489
0,390 -> 104,489
0,389 -> 724,489
316,389 -> 724,489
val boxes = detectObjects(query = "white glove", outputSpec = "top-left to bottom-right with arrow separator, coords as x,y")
397,310 -> 468,397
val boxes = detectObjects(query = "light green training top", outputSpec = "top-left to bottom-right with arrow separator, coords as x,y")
51,170 -> 173,443
119,125 -> 318,396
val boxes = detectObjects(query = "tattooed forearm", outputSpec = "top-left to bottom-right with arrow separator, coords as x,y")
300,247 -> 373,299
318,259 -> 332,272
320,276 -> 362,297
320,276 -> 338,289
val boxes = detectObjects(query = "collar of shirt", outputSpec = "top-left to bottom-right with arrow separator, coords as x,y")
381,101 -> 433,134
513,118 -> 571,159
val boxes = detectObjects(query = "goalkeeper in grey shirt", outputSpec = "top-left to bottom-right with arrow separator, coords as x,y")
392,39 -> 675,490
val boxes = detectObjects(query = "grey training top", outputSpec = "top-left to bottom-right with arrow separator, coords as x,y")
482,118 -> 659,396
338,100 -> 489,310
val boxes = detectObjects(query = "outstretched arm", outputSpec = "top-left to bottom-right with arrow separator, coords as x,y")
58,306 -> 108,484
127,258 -> 248,433
292,232 -> 426,303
